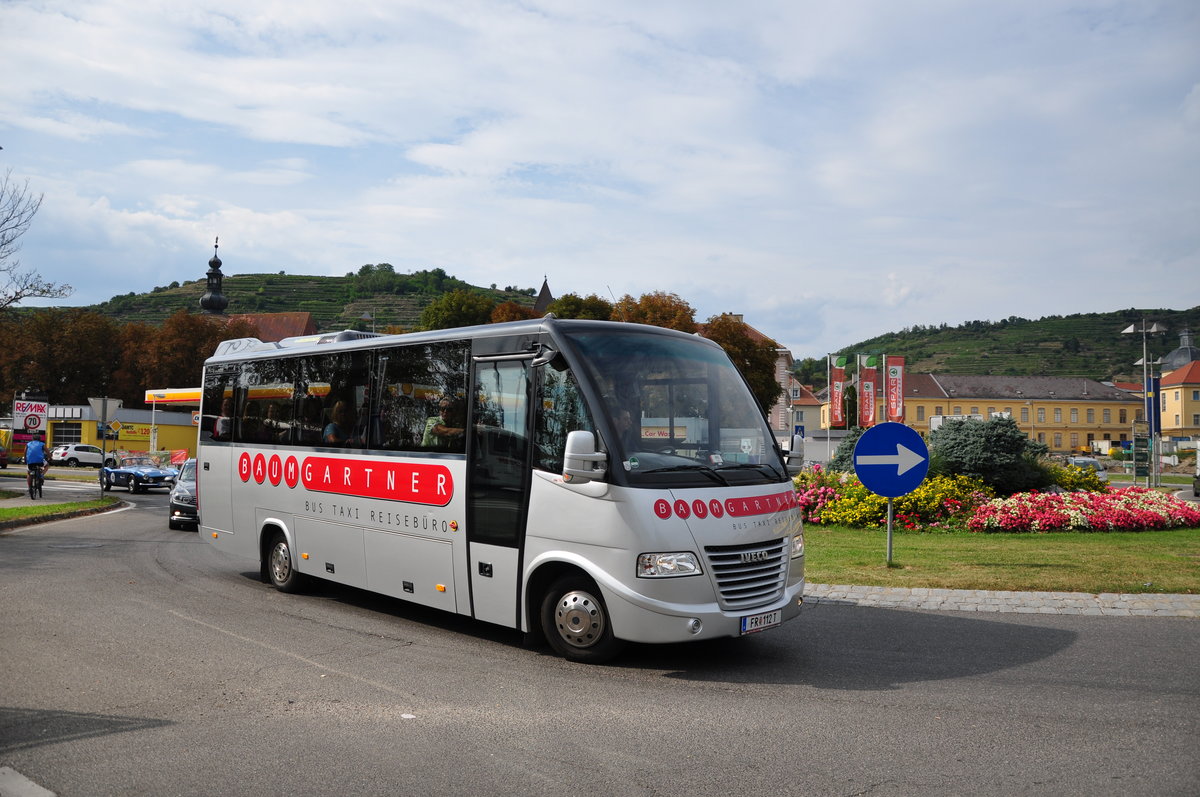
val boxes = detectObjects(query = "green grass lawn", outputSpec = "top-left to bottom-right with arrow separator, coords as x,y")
0,493 -> 119,521
804,524 -> 1200,594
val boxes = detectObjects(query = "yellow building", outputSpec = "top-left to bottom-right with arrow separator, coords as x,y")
822,373 -> 1143,454
44,401 -> 198,461
1159,361 -> 1200,438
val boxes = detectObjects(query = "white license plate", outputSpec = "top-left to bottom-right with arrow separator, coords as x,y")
740,609 -> 782,635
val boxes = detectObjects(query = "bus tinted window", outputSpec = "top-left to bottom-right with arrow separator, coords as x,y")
235,357 -> 297,444
374,341 -> 469,453
534,365 -> 593,473
302,351 -> 371,448
201,366 -> 236,442
566,329 -> 780,486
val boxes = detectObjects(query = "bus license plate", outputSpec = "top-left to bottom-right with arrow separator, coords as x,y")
740,609 -> 782,635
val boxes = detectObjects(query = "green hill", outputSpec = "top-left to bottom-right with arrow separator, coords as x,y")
35,264 -> 1199,385
835,307 -> 1200,383
80,266 -> 538,331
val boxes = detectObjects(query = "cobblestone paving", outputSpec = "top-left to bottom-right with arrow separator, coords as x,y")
804,584 -> 1200,616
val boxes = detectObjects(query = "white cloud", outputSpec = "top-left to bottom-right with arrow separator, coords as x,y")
3,0 -> 1198,357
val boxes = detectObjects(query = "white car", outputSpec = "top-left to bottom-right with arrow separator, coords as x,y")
49,443 -> 111,468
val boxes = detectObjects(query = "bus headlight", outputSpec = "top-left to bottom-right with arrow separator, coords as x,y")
791,533 -> 804,559
637,552 -> 702,578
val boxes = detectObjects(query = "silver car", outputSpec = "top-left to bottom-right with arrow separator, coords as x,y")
168,459 -> 198,530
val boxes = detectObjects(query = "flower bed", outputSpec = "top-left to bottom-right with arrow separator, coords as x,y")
793,465 -> 993,529
966,487 -> 1200,533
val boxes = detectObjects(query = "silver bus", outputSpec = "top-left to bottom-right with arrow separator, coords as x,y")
197,317 -> 804,662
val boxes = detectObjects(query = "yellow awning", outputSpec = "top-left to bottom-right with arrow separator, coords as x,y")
144,387 -> 202,404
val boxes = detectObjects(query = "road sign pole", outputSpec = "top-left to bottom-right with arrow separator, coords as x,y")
852,422 -> 929,566
887,499 -> 894,564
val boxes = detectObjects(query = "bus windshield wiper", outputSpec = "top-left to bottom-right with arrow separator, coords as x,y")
640,464 -> 730,486
714,462 -> 785,479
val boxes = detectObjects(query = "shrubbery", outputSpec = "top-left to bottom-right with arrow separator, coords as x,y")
793,465 -> 993,530
1043,463 -> 1109,493
806,416 -> 1198,532
792,463 -> 1198,533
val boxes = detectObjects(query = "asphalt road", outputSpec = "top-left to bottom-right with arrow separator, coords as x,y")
0,489 -> 1197,797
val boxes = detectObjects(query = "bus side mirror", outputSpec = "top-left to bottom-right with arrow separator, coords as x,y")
563,430 -> 607,484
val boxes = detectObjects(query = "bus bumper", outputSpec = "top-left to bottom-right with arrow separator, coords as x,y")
601,577 -> 806,645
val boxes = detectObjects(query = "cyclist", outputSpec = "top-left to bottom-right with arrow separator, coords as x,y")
25,431 -> 47,494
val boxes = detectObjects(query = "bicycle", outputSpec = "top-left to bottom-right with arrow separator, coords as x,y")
28,463 -> 45,500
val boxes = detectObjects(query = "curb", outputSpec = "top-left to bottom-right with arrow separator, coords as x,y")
805,583 -> 1200,617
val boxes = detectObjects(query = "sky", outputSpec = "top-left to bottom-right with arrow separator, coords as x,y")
2,0 -> 1198,360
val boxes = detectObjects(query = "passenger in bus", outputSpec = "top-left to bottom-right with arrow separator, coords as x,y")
240,402 -> 263,443
261,403 -> 289,443
613,407 -> 639,451
212,398 -> 234,440
422,397 -> 466,450
297,397 -> 323,444
324,400 -> 360,446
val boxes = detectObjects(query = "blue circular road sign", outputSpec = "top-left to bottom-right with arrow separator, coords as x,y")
852,422 -> 930,498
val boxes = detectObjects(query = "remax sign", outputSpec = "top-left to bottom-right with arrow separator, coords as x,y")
13,400 -> 49,433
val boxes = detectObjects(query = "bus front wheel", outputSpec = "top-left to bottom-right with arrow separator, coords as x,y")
266,531 -> 305,594
540,576 -> 623,664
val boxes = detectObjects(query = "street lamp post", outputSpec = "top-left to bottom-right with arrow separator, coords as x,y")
1122,319 -> 1167,487
360,311 -> 376,333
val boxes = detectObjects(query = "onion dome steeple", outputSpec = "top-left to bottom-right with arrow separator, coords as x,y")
199,236 -> 229,314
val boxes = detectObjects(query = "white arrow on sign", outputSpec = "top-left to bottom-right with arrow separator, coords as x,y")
855,443 -> 926,476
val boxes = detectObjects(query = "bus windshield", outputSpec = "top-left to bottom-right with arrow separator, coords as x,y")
564,329 -> 784,487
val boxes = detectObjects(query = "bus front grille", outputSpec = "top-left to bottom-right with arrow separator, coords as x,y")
703,538 -> 789,611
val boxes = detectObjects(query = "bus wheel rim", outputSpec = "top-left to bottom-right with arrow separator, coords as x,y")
554,590 -> 605,649
270,542 -> 292,583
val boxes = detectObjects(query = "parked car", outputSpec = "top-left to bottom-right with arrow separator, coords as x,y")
1066,456 -> 1108,482
101,455 -> 177,493
50,443 -> 107,468
168,459 -> 198,530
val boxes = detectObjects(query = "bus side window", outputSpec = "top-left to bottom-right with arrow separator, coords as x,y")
534,366 -> 593,473
374,341 -> 469,453
201,366 -> 237,442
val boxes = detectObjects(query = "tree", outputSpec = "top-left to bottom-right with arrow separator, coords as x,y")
611,291 -> 696,332
490,301 -> 538,323
142,310 -> 259,398
420,289 -> 496,330
928,415 -> 1050,495
0,170 -> 72,309
546,293 -> 613,321
0,310 -> 121,403
827,427 -> 865,472
793,357 -> 827,391
700,313 -> 783,414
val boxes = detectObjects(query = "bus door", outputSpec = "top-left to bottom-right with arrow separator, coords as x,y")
467,346 -> 535,628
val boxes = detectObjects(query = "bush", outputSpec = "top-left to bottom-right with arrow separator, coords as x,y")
928,416 -> 1050,495
826,427 -> 864,472
1045,463 -> 1109,493
793,465 -> 993,529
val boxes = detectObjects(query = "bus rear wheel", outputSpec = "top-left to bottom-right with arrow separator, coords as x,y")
266,530 -> 305,593
540,576 -> 623,664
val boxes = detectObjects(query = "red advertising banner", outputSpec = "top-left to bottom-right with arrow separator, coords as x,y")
886,356 -> 905,422
830,355 -> 848,427
858,355 -> 877,427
